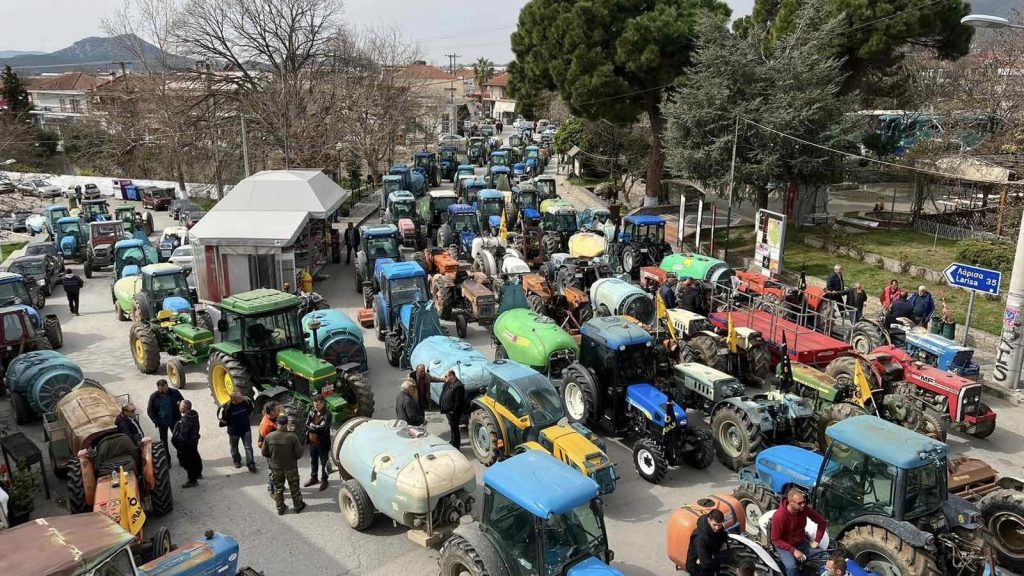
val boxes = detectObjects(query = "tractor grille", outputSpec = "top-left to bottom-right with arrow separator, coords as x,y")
960,388 -> 983,418
476,296 -> 495,319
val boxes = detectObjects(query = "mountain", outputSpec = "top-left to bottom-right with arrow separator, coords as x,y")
0,35 -> 168,73
0,50 -> 44,59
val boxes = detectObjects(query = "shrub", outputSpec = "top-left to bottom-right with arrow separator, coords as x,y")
955,240 -> 1014,273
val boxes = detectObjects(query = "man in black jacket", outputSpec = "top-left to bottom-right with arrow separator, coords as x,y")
685,509 -> 729,576
304,396 -> 331,491
115,403 -> 144,443
147,379 -> 184,448
62,269 -> 84,315
171,400 -> 202,488
886,290 -> 914,327
219,390 -> 256,472
439,370 -> 466,448
396,379 -> 425,426
846,283 -> 868,323
825,264 -> 845,306
343,223 -> 359,264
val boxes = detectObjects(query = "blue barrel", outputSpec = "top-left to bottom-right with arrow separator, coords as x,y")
303,310 -> 367,373
6,350 -> 84,416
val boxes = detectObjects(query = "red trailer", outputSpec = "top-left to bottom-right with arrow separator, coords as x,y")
709,308 -> 852,368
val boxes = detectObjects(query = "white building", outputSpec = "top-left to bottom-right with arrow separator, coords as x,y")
26,72 -> 105,137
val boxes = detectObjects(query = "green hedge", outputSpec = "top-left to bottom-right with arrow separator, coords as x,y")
954,240 -> 1014,273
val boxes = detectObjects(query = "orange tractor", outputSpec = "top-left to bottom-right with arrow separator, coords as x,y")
520,268 -> 593,333
419,247 -> 498,338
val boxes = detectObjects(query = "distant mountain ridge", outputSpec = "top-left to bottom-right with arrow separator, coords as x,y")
0,50 -> 44,59
0,35 -> 166,72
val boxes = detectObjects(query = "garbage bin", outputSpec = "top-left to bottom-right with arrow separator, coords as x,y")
941,321 -> 956,340
124,185 -> 138,201
930,316 -> 944,334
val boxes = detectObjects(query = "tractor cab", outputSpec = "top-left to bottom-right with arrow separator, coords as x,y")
413,151 -> 436,172
0,273 -> 40,309
540,199 -> 578,233
513,162 -> 527,181
373,261 -> 430,332
56,217 -> 89,258
43,204 -> 70,238
443,204 -> 481,257
360,225 -> 401,262
534,176 -> 557,199
114,239 -> 159,279
615,215 -> 673,277
114,205 -> 138,231
476,189 -> 506,233
385,190 -> 418,224
456,164 -> 476,180
468,137 -> 488,166
578,207 -> 612,232
484,361 -> 568,440
422,190 -> 458,235
525,145 -> 541,173
439,146 -> 459,181
514,184 -> 540,213
141,263 -> 193,309
508,133 -> 524,149
79,198 -> 111,223
388,164 -> 426,196
462,178 -> 488,206
488,165 -> 511,191
382,175 -> 403,197
488,150 -> 510,170
577,317 -> 659,424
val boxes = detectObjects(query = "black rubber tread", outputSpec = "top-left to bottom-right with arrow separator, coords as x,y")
43,316 -> 63,349
276,394 -> 309,445
918,409 -> 948,442
10,391 -> 32,424
206,352 -> 254,405
542,233 -> 560,259
66,458 -> 89,513
744,345 -> 772,386
149,441 -> 174,516
817,402 -> 865,451
577,301 -> 594,325
130,323 -> 161,374
561,367 -> 600,427
439,535 -> 491,576
732,483 -> 780,538
850,320 -> 887,355
338,371 -> 375,418
526,292 -> 547,316
632,437 -> 669,484
151,527 -> 172,559
384,333 -> 401,367
83,260 -> 93,279
825,355 -> 880,401
361,284 -> 374,310
689,335 -> 727,372
468,409 -> 502,466
840,524 -> 941,576
682,427 -> 716,470
167,357 -> 186,389
133,292 -> 153,323
711,404 -> 764,471
455,312 -> 468,339
432,277 -> 455,321
412,250 -> 427,272
621,246 -> 639,275
979,488 -> 1024,572
971,403 -> 996,439
340,479 -> 376,530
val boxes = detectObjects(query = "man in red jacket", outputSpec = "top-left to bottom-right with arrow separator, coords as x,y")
771,488 -> 828,576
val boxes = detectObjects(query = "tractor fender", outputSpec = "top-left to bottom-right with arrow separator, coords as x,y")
560,362 -> 597,393
997,476 -> 1024,491
724,534 -> 783,574
944,494 -> 984,530
451,522 -> 512,576
476,249 -> 498,277
255,386 -> 290,403
837,516 -> 936,551
712,397 -> 775,433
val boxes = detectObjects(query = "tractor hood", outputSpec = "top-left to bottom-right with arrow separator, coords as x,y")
566,556 -> 624,576
750,445 -> 824,495
60,235 -> 78,254
138,531 -> 241,576
275,349 -> 335,384
569,232 -> 606,259
459,229 -> 477,249
488,214 -> 502,229
625,383 -> 686,427
494,308 -> 579,370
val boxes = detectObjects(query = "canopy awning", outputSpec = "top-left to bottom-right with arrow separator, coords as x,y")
212,169 -> 348,217
492,100 -> 516,116
189,210 -> 308,247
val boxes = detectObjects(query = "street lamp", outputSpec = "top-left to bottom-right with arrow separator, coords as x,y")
962,13 -> 1024,389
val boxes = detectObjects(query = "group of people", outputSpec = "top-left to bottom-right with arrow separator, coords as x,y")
658,275 -> 710,316
396,365 -> 467,448
825,265 -> 935,327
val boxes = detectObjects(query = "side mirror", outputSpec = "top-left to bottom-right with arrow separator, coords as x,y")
217,318 -> 228,333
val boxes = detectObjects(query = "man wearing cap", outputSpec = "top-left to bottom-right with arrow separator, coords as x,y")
261,415 -> 306,515
115,403 -> 144,443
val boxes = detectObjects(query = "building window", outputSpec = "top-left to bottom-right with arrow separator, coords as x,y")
59,98 -> 69,113
70,99 -> 82,113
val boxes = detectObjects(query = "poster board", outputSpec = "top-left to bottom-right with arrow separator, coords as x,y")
754,209 -> 786,276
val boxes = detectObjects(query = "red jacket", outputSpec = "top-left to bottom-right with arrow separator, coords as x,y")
770,503 -> 827,553
880,285 -> 900,309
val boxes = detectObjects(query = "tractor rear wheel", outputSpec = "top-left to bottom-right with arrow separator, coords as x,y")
682,427 -> 716,470
133,292 -> 153,323
432,277 -> 455,321
560,368 -> 599,426
526,293 -> 547,316
917,409 -> 947,442
576,301 -> 594,325
840,524 -> 940,576
337,371 -> 375,418
439,535 -> 491,576
361,284 -> 373,310
166,358 -> 186,389
732,483 -> 779,538
66,458 -> 89,514
980,488 -> 1024,572
43,316 -> 63,349
83,259 -> 93,279
632,438 -> 669,484
542,234 -> 560,259
207,352 -> 254,406
384,333 -> 401,367
277,394 -> 309,443
339,479 -> 376,530
711,404 -> 764,471
744,345 -> 771,387
130,323 -> 161,375
150,441 -> 174,516
825,356 -> 879,401
817,402 -> 865,451
9,391 -> 31,424
850,320 -> 888,355
688,335 -> 727,372
469,409 -> 502,466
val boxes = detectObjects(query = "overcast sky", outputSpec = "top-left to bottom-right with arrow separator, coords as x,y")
1,0 -> 755,65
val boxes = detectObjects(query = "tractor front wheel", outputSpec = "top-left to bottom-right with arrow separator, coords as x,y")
455,312 -> 468,339
526,293 -> 547,316
83,259 -> 93,279
148,527 -> 173,562
468,409 -> 502,466
150,441 -> 174,516
817,402 -> 865,451
337,371 -> 375,418
439,535 -> 491,576
711,404 -> 764,471
850,320 -> 888,355
340,479 -> 376,530
560,368 -> 599,426
166,358 -> 186,389
732,484 -> 779,538
980,488 -> 1024,572
972,403 -> 996,439
632,437 -> 669,484
43,316 -> 63,349
825,355 -> 880,400
130,323 -> 161,375
682,427 -> 716,470
841,524 -> 939,576
541,234 -> 560,259
207,352 -> 254,406
384,333 -> 401,367
9,391 -> 32,424
66,458 -> 89,514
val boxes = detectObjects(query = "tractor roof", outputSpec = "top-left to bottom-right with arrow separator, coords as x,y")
581,316 -> 652,349
0,272 -> 25,284
114,204 -> 135,210
0,304 -> 32,316
827,414 -> 947,469
526,145 -> 540,150
382,175 -> 402,182
535,175 -> 555,182
388,190 -> 415,202
478,189 -> 504,200
485,359 -> 541,383
625,214 -> 666,226
0,513 -> 135,576
457,164 -> 476,170
440,144 -> 458,151
483,451 -> 599,518
12,254 -> 45,264
389,163 -> 409,171
57,216 -> 81,224
141,262 -> 184,276
44,205 -> 68,213
414,151 -> 434,158
429,190 -> 457,199
491,150 -> 508,156
379,260 -> 426,280
82,199 -> 107,205
360,224 -> 399,237
491,166 -> 510,173
448,203 -> 477,214
114,239 -> 145,249
673,362 -> 737,385
220,288 -> 300,315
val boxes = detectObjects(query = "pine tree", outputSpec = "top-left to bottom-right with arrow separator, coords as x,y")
1,66 -> 32,114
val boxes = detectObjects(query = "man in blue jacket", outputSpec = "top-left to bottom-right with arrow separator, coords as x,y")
908,285 -> 935,327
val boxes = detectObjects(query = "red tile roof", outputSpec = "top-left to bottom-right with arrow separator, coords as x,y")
484,72 -> 509,88
26,72 -> 104,92
399,64 -> 455,81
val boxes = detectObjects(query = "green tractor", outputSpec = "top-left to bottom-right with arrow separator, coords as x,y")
114,204 -> 155,236
492,307 -> 579,379
206,289 -> 374,434
539,198 -> 578,258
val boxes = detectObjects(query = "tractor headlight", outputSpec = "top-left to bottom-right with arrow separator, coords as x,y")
619,345 -> 626,351
37,279 -> 46,286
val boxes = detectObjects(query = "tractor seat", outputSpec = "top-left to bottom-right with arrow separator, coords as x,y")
92,433 -> 141,477
156,310 -> 175,322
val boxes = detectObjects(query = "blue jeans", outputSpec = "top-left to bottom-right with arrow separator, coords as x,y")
309,443 -> 328,481
229,430 -> 255,467
778,542 -> 828,576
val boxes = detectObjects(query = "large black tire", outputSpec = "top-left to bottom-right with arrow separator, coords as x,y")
542,233 -> 560,259
825,356 -> 879,403
412,250 -> 427,272
439,535 -> 491,576
384,333 -> 401,367
979,488 -> 1024,572
840,524 -> 941,576
66,459 -> 88,514
850,320 -> 888,355
468,409 -> 502,466
337,371 -> 375,418
432,278 -> 455,321
917,409 -> 947,442
150,441 -> 174,516
361,284 -> 373,310
526,292 -> 547,316
130,323 -> 161,375
560,368 -> 600,426
711,404 -> 764,471
133,292 -> 153,323
339,479 -> 376,530
621,245 -> 639,275
972,403 -> 996,439
744,345 -> 771,387
682,427 -> 716,470
207,352 -> 254,407
277,394 -> 309,444
688,335 -> 727,372
9,391 -> 32,424
455,312 -> 468,339
43,316 -> 63,349
576,301 -> 593,326
632,437 -> 669,484
166,358 -> 186,390
732,483 -> 779,538
149,527 -> 173,562
83,259 -> 93,279
817,402 -> 865,451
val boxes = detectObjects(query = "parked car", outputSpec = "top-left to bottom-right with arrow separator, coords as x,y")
25,213 -> 45,235
168,245 -> 193,270
63,183 -> 101,199
0,178 -> 15,194
7,254 -> 61,296
172,199 -> 202,221
184,210 -> 206,229
18,180 -> 61,198
158,226 -> 189,261
23,242 -> 64,272
141,186 -> 175,210
0,211 -> 28,233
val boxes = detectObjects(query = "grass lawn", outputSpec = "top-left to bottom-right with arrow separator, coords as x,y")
0,242 -> 28,264
567,177 -> 612,188
850,229 -> 963,270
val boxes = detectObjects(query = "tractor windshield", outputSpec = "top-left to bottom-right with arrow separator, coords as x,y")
59,222 -> 82,238
441,149 -> 456,161
384,180 -> 401,195
451,212 -> 480,234
241,309 -> 302,350
491,174 -> 511,191
628,223 -> 665,244
519,191 -> 539,211
0,280 -> 32,307
388,276 -> 428,307
150,272 -> 189,302
392,200 -> 416,219
491,155 -> 509,167
366,236 -> 400,259
508,372 -> 563,428
526,149 -> 539,160
544,212 -> 577,233
480,199 -> 504,217
541,500 -> 608,574
904,459 -> 945,519
816,442 -> 897,526
617,345 -> 657,385
535,180 -> 555,198
415,156 -> 432,169
432,197 -> 457,215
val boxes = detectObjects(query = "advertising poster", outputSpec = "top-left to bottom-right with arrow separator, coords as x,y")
754,209 -> 786,277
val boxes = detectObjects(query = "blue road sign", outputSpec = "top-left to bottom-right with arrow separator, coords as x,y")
944,262 -> 1001,295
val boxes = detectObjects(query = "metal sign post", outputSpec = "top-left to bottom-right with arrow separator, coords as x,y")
963,291 -> 976,345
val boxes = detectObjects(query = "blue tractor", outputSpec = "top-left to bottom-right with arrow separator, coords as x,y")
412,151 -> 441,188
524,145 -> 543,175
559,317 -> 715,483
475,189 -> 506,236
487,150 -> 510,173
370,261 -> 440,369
439,145 -> 459,182
612,214 -> 673,278
733,415 -> 988,576
438,450 -> 623,576
460,177 -> 488,205
113,238 -> 159,280
354,224 -> 402,307
903,330 -> 980,379
436,204 -> 481,261
487,165 -> 512,191
388,163 -> 427,196
55,216 -> 94,277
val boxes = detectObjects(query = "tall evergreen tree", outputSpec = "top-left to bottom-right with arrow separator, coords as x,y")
1,66 -> 32,114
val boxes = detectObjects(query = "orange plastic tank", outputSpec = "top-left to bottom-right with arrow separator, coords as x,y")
667,494 -> 745,570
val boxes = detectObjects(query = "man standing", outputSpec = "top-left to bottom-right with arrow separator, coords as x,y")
262,415 -> 306,515
304,397 -> 331,491
678,278 -> 708,316
115,403 -> 144,443
658,276 -> 678,309
74,185 -> 83,205
171,400 -> 202,488
770,488 -> 828,576
344,223 -> 359,265
439,370 -> 466,448
880,279 -> 900,310
846,283 -> 868,323
825,264 -> 845,306
219,390 -> 256,472
685,508 -> 729,576
410,364 -> 441,413
257,401 -> 280,496
495,121 -> 503,134
147,379 -> 184,448
396,379 -> 425,426
62,269 -> 83,315
908,285 -> 935,327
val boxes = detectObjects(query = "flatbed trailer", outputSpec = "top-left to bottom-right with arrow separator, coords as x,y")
709,308 -> 851,368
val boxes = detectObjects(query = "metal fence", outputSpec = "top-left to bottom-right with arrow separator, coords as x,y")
912,219 -> 1002,241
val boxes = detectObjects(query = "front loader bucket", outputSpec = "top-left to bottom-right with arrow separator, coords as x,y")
402,301 -> 445,370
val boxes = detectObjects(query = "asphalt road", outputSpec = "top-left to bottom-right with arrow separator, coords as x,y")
13,149 -> 1024,576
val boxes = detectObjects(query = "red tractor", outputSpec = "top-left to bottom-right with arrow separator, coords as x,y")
826,345 -> 997,439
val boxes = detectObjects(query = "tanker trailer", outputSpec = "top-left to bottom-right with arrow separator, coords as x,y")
410,335 -> 490,406
303,309 -> 368,375
6,350 -> 83,424
660,253 -> 734,285
493,308 -> 579,379
567,231 -> 607,259
590,277 -> 656,325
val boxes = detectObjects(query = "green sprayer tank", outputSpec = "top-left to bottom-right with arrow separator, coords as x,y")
303,310 -> 368,374
493,309 -> 579,376
660,253 -> 733,284
6,350 -> 84,417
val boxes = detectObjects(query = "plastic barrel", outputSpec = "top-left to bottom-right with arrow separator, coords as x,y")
8,350 -> 84,415
930,317 -> 944,335
942,321 -> 956,340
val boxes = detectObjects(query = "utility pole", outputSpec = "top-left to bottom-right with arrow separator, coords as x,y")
445,54 -> 460,75
240,114 -> 250,178
724,114 -> 740,262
